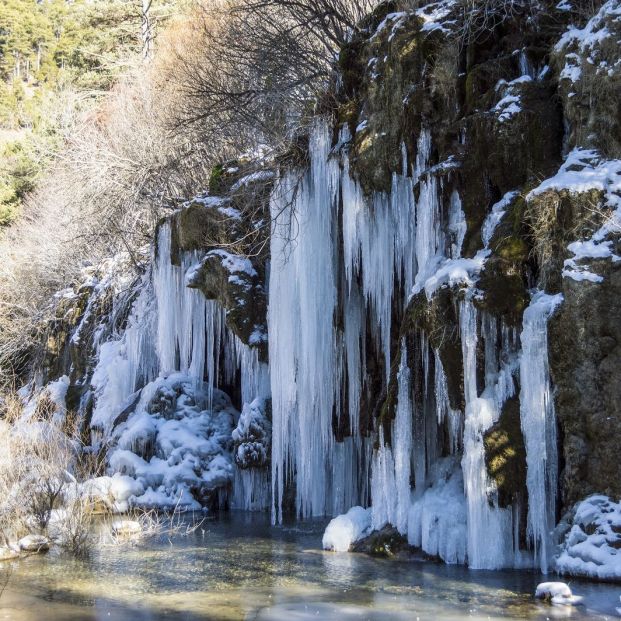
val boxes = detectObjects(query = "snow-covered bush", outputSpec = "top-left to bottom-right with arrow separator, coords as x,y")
0,401 -> 78,543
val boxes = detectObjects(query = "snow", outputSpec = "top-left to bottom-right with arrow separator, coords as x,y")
218,205 -> 242,220
22,375 -> 69,426
535,582 -> 582,605
415,0 -> 457,33
230,170 -> 274,193
413,190 -> 518,300
555,0 -> 620,53
555,0 -> 621,83
491,77 -> 531,123
322,506 -> 372,552
18,535 -> 49,552
418,255 -> 487,300
106,373 -> 236,510
372,12 -> 407,40
206,249 -> 257,277
190,195 -> 227,208
556,495 -> 621,580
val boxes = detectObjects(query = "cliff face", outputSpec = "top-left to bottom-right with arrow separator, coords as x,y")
13,0 -> 621,581
337,0 -> 621,517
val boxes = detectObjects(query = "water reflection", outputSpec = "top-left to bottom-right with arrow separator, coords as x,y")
0,512 -> 618,621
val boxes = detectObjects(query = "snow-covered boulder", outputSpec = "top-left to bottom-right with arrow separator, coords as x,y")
111,519 -> 142,537
322,506 -> 372,552
19,535 -> 49,552
555,495 -> 621,580
535,582 -> 582,606
105,373 -> 236,511
0,546 -> 20,561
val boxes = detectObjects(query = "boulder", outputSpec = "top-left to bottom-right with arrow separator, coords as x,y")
535,582 -> 582,606
18,535 -> 49,553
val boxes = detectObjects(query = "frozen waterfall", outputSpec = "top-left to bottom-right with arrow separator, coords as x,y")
519,291 -> 563,573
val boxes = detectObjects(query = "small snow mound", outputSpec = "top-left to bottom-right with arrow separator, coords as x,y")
535,582 -> 582,606
322,506 -> 372,552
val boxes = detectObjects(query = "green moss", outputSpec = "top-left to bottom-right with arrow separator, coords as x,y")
352,525 -> 408,557
209,164 -> 225,195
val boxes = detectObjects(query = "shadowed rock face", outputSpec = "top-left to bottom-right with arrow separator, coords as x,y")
550,257 -> 621,509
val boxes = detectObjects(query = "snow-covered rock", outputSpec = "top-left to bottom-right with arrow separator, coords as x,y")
555,495 -> 621,580
0,546 -> 20,561
18,535 -> 49,552
535,582 -> 582,606
106,373 -> 236,511
111,519 -> 142,536
322,506 -> 372,552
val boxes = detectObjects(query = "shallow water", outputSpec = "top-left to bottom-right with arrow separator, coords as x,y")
0,512 -> 619,620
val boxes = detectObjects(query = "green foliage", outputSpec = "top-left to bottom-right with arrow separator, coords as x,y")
208,164 -> 225,195
0,0 -> 179,225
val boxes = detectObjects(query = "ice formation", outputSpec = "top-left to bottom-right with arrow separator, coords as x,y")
82,221 -> 270,511
519,292 -> 563,572
407,458 -> 467,564
30,112 -> 579,572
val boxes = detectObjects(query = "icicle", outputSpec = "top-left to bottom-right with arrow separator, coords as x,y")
231,469 -> 271,511
269,119 -> 340,522
371,427 -> 397,531
341,129 -> 416,380
393,341 -> 413,533
460,298 -> 515,569
344,282 -> 364,437
413,128 -> 444,291
519,291 -> 563,573
434,350 -> 462,453
368,340 -> 413,534
448,190 -> 466,259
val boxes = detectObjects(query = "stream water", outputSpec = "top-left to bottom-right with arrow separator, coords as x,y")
0,512 -> 619,621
